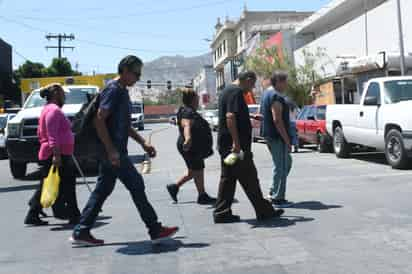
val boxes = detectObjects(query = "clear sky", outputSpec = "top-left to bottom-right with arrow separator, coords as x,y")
0,0 -> 330,74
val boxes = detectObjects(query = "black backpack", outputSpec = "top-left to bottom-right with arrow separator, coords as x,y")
193,113 -> 214,159
71,93 -> 100,140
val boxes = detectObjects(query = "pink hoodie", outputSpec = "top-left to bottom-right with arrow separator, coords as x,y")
38,103 -> 75,160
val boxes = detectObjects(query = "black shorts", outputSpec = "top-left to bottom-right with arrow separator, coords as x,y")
178,149 -> 205,171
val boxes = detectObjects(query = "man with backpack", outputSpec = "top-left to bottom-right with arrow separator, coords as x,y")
71,55 -> 178,246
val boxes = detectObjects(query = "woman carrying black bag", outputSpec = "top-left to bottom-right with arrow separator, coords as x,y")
167,88 -> 216,205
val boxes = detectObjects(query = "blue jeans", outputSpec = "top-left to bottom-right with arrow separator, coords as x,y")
75,155 -> 161,237
289,121 -> 298,146
267,138 -> 292,200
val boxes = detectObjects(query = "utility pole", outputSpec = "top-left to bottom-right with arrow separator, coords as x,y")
396,0 -> 406,75
364,0 -> 369,56
45,33 -> 75,59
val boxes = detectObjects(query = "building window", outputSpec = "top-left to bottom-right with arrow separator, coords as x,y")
239,31 -> 243,47
223,40 -> 226,54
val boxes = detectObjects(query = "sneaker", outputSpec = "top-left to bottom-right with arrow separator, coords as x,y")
197,193 -> 217,205
166,184 -> 179,203
70,230 -> 104,246
39,209 -> 48,218
272,199 -> 293,208
214,214 -> 241,224
68,216 -> 80,226
151,226 -> 179,244
24,214 -> 49,226
257,209 -> 285,221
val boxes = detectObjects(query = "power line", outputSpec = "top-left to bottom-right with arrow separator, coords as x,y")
0,16 -> 210,54
76,38 -> 208,54
12,15 -> 205,41
9,0 -> 237,21
13,49 -> 30,61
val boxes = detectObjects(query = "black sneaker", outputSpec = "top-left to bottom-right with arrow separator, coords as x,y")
70,230 -> 104,246
24,214 -> 49,226
214,214 -> 241,224
197,193 -> 217,205
68,216 -> 80,226
272,199 -> 293,208
166,184 -> 179,203
257,209 -> 285,221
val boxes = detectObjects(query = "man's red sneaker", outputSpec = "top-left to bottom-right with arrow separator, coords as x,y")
70,231 -> 104,247
151,226 -> 179,244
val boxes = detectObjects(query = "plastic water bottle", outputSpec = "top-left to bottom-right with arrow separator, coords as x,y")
224,151 -> 244,166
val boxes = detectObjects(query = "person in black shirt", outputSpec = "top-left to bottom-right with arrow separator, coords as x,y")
214,71 -> 284,223
167,88 -> 216,205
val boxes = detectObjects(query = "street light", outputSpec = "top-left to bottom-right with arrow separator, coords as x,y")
396,0 -> 406,75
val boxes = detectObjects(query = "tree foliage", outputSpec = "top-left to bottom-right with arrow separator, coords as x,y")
245,46 -> 327,106
15,58 -> 81,79
157,88 -> 183,105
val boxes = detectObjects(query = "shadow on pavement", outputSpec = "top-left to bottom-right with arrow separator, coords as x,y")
49,221 -> 110,232
0,181 -> 96,193
116,239 -> 210,255
289,201 -> 342,210
246,215 -> 315,229
351,152 -> 387,165
0,183 -> 38,193
73,237 -> 210,256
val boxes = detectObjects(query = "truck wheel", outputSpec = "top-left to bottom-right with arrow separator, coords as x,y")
138,124 -> 144,131
318,133 -> 331,153
10,160 -> 27,179
333,127 -> 351,158
385,129 -> 409,169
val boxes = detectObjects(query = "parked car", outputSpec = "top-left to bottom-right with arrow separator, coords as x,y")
6,85 -> 100,179
0,113 -> 16,158
296,105 -> 333,152
131,101 -> 144,130
203,110 -> 219,131
169,116 -> 177,125
326,76 -> 412,169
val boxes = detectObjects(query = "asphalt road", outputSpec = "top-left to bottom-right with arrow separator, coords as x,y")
1,123 -> 412,274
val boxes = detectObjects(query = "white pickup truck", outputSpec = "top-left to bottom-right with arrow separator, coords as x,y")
326,76 -> 412,169
6,85 -> 100,178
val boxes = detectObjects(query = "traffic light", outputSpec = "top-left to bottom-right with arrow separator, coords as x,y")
147,80 -> 152,89
167,80 -> 172,90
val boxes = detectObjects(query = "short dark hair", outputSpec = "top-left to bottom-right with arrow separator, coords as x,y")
238,71 -> 257,82
118,55 -> 143,74
39,83 -> 63,102
182,88 -> 197,107
271,71 -> 288,87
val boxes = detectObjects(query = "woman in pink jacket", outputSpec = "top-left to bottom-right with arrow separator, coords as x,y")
24,84 -> 81,226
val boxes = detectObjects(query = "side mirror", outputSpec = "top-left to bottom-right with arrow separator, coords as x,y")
307,116 -> 316,121
364,96 -> 380,106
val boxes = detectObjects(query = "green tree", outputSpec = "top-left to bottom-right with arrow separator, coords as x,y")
245,45 -> 327,106
45,57 -> 76,77
157,88 -> 183,105
16,61 -> 46,78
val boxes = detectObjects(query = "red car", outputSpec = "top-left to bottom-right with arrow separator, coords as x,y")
296,105 -> 333,152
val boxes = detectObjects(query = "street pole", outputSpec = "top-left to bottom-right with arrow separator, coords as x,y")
396,0 -> 406,75
364,0 -> 369,56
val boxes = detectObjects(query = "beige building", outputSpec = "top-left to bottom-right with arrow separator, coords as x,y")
210,6 -> 312,92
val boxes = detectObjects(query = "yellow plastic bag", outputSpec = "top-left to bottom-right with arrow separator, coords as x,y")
40,165 -> 61,208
